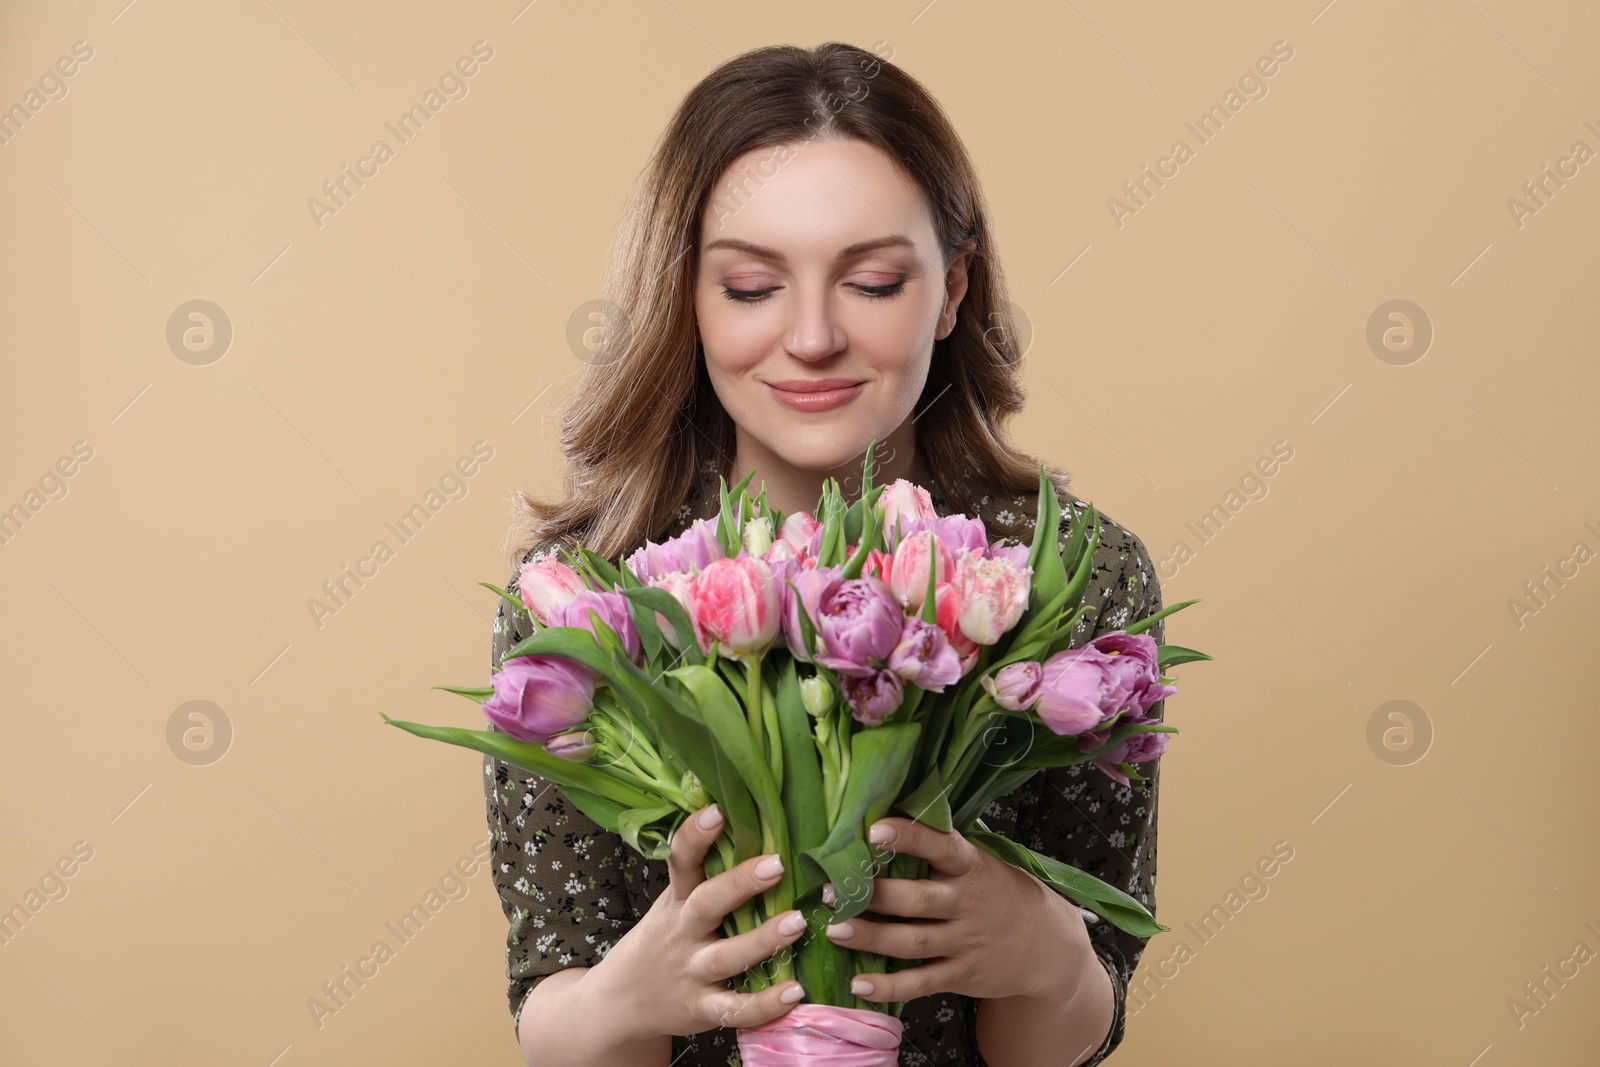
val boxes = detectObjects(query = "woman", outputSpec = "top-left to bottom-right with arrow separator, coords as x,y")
482,41 -> 1166,1066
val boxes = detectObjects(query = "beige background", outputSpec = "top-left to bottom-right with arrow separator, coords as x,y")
3,1 -> 1597,1063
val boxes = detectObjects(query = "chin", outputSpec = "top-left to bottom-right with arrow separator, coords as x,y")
757,429 -> 888,475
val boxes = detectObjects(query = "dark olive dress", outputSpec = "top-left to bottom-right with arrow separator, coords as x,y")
482,470 -> 1168,1065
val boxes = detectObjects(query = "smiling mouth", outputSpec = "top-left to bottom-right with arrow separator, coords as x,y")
765,380 -> 866,413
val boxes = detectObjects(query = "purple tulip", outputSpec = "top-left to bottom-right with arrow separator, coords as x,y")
839,668 -> 904,726
987,541 -> 1032,572
926,514 -> 989,556
1034,631 -> 1178,736
981,660 -> 1043,711
778,561 -> 843,663
1034,645 -> 1121,735
549,590 -> 642,662
483,655 -> 596,745
886,616 -> 961,691
813,576 -> 904,672
625,517 -> 723,584
1088,631 -> 1178,716
545,729 -> 596,761
1077,715 -> 1169,785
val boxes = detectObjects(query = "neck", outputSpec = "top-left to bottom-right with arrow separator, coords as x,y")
728,420 -> 933,521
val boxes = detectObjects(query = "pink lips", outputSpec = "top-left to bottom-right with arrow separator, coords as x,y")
766,378 -> 866,413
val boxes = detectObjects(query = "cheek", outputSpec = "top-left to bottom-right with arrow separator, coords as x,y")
696,291 -> 770,369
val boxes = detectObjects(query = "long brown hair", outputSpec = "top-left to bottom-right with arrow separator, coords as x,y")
503,40 -> 1071,572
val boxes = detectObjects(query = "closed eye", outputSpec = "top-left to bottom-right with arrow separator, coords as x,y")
719,280 -> 906,303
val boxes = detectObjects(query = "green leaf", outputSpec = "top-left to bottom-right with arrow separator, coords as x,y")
1157,644 -> 1213,670
774,659 -> 828,897
802,722 -> 920,922
809,837 -> 880,918
618,803 -> 680,860
894,766 -> 953,832
967,829 -> 1167,939
1025,467 -> 1067,614
667,663 -> 790,870
502,625 -> 758,860
432,684 -> 494,703
574,547 -> 622,591
839,486 -> 882,580
559,784 -> 626,834
380,714 -> 658,810
478,581 -> 530,619
784,575 -> 819,662
1123,597 -> 1203,636
614,586 -> 704,667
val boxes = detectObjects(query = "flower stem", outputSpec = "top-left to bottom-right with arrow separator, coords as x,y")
745,653 -> 764,753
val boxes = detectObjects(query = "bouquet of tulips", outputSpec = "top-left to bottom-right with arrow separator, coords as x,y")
382,443 -> 1207,1065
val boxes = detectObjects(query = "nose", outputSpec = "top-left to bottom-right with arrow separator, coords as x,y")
783,283 -> 847,362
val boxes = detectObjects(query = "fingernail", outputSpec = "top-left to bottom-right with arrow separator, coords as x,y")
851,977 -> 874,996
778,910 -> 806,936
697,804 -> 723,829
826,920 -> 856,941
821,882 -> 836,907
780,983 -> 806,1004
755,854 -> 784,879
868,822 -> 896,846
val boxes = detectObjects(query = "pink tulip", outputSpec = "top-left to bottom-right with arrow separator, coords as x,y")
648,570 -> 695,650
933,582 -> 980,675
779,511 -> 823,564
688,557 -> 781,657
879,479 -> 937,546
517,555 -> 587,626
888,530 -> 955,612
867,550 -> 891,585
951,552 -> 1032,645
483,655 -> 595,745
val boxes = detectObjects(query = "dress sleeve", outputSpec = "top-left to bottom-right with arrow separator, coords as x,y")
481,556 -> 652,1036
981,502 -> 1167,1067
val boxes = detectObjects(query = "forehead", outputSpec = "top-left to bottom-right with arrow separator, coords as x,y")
699,136 -> 938,257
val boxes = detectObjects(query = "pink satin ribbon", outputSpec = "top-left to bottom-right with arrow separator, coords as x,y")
737,1003 -> 904,1066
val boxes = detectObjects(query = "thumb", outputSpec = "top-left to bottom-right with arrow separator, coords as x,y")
712,980 -> 807,1031
667,803 -> 724,899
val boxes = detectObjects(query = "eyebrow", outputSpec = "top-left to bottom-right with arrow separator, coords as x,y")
701,235 -> 916,261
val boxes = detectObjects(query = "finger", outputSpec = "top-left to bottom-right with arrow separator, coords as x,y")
666,803 -> 726,901
699,978 -> 807,1032
695,906 -> 809,982
824,914 -> 954,961
682,850 -> 785,931
848,959 -> 960,1004
868,818 -> 973,877
856,876 -> 958,920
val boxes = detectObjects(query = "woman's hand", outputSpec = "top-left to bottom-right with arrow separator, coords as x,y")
822,817 -> 1094,1004
583,803 -> 809,1042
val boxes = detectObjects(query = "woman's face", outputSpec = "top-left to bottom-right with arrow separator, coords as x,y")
695,136 -> 974,486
